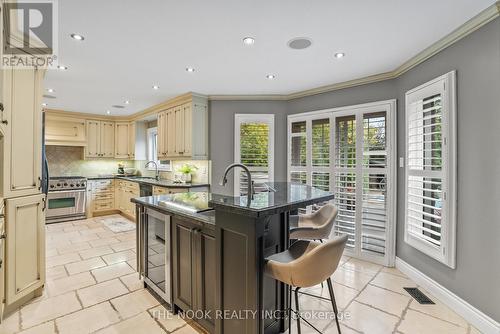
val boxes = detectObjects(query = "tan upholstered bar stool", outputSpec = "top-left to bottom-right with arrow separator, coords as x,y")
265,235 -> 348,334
289,204 -> 338,241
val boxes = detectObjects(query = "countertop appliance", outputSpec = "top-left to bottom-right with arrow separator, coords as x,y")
46,176 -> 87,223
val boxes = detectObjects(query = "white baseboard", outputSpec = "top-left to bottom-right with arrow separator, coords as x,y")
395,257 -> 500,334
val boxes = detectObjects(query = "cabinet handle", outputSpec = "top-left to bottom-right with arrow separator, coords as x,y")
0,102 -> 3,111
1,120 -> 7,125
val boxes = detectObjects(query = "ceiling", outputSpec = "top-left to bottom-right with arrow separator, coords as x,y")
44,0 -> 496,115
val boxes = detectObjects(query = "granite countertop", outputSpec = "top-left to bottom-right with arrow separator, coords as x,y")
132,192 -> 215,224
86,175 -> 209,188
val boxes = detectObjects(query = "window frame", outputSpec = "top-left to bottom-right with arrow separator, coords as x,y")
404,71 -> 457,268
234,114 -> 275,197
146,127 -> 171,171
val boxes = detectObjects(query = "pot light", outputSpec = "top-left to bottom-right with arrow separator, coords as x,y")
124,100 -> 130,105
47,88 -> 55,93
186,67 -> 195,73
334,52 -> 345,59
152,85 -> 160,90
70,33 -> 85,41
266,74 -> 276,80
57,65 -> 68,70
106,110 -> 111,115
243,37 -> 255,45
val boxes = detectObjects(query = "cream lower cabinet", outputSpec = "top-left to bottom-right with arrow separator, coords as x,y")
116,180 -> 139,219
85,120 -> 115,158
4,194 -> 45,306
0,68 -> 44,198
153,186 -> 188,195
87,179 -> 115,215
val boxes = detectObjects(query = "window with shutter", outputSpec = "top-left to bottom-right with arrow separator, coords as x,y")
234,114 -> 274,196
404,71 -> 456,268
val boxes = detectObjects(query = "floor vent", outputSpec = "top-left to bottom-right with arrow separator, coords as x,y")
404,287 -> 435,304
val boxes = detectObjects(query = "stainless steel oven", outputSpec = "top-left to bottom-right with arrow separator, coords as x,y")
46,177 -> 87,223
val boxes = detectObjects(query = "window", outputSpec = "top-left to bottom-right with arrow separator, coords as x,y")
288,100 -> 396,266
404,71 -> 456,268
147,127 -> 171,171
234,114 -> 274,196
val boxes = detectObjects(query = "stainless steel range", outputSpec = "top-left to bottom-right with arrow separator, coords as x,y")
46,176 -> 87,223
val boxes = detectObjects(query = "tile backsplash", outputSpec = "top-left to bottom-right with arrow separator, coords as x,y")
134,160 -> 211,184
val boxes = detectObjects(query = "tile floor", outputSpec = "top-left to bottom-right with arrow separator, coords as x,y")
0,214 -> 480,334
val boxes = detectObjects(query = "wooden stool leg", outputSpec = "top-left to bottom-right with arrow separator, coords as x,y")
295,287 -> 301,334
327,278 -> 341,333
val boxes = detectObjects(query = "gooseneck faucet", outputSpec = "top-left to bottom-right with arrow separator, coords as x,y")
145,161 -> 160,181
219,163 -> 254,203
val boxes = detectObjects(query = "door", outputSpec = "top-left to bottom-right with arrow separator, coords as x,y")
183,103 -> 192,156
2,68 -> 43,198
100,122 -> 115,157
86,120 -> 100,157
157,112 -> 165,159
5,194 -> 45,305
115,122 -> 129,158
194,230 -> 216,332
128,122 -> 136,159
173,216 -> 197,310
174,106 -> 184,155
166,109 -> 176,157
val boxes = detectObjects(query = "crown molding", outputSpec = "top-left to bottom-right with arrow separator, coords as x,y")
208,94 -> 288,101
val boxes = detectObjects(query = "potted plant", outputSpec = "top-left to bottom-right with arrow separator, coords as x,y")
178,163 -> 198,183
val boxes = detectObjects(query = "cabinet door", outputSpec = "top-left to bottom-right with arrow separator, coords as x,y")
2,68 -> 43,198
173,217 -> 197,310
114,122 -> 129,158
44,116 -> 86,146
166,109 -> 176,157
194,231 -> 216,332
156,112 -> 164,159
86,120 -> 101,158
5,194 -> 45,305
174,106 -> 184,155
100,122 -> 115,157
183,103 -> 192,156
128,122 -> 136,159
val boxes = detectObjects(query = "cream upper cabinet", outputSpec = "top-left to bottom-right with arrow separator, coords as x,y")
0,67 -> 44,198
166,108 -> 176,157
100,122 -> 115,158
128,122 -> 136,159
4,194 -> 45,306
85,120 -> 101,158
115,122 -> 130,158
157,112 -> 165,159
174,105 -> 184,155
45,115 -> 86,146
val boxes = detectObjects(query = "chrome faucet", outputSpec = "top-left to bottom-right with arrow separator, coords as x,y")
145,161 -> 160,181
219,163 -> 254,202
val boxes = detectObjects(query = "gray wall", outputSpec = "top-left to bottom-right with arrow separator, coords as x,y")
208,18 -> 500,320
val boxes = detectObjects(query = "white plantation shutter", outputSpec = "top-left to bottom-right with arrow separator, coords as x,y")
234,114 -> 274,196
404,71 -> 456,268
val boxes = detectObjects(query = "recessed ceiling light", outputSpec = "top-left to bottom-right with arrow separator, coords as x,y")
70,33 -> 85,41
124,100 -> 130,105
47,88 -> 55,93
41,103 -> 47,107
334,52 -> 345,59
185,67 -> 195,73
243,37 -> 255,45
57,65 -> 68,70
106,110 -> 111,115
266,74 -> 276,80
152,85 -> 160,90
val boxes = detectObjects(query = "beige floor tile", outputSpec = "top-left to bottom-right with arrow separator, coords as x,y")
356,284 -> 411,316
381,266 -> 408,278
79,227 -> 108,236
95,312 -> 165,334
20,292 -> 81,329
46,253 -> 81,268
46,271 -> 96,297
470,326 -> 482,334
97,231 -> 117,238
17,321 -> 56,334
342,301 -> 399,334
92,262 -> 134,282
127,260 -> 137,270
0,310 -> 20,333
56,302 -> 121,334
78,245 -> 114,260
65,257 -> 107,275
398,309 -> 467,334
56,242 -> 91,255
89,237 -> 120,248
173,325 -> 199,333
115,232 -> 136,242
77,279 -> 129,308
332,267 -> 374,291
46,265 -> 68,280
119,273 -> 143,291
149,306 -> 187,332
408,296 -> 468,328
46,248 -> 58,257
110,240 -> 136,252
110,289 -> 160,319
304,282 -> 358,310
69,233 -> 101,243
370,272 -> 416,294
102,250 -> 136,265
342,258 -> 383,274
63,225 -> 89,232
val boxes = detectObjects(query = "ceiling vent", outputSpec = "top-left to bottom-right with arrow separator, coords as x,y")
288,38 -> 312,50
43,94 -> 56,99
112,105 -> 125,109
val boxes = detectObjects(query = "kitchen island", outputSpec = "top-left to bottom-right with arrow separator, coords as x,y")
132,183 -> 334,334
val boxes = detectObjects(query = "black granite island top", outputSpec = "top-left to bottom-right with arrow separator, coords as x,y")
209,182 -> 334,217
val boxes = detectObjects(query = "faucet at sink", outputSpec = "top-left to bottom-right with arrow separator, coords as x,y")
145,161 -> 160,181
219,163 -> 254,203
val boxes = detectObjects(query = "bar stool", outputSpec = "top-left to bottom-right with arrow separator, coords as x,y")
265,235 -> 348,334
289,204 -> 338,241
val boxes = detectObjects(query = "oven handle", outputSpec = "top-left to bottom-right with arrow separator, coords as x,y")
48,189 -> 86,195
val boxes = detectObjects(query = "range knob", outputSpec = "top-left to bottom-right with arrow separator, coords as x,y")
75,183 -> 80,187
70,184 -> 74,187
49,184 -> 55,188
57,183 -> 61,187
64,183 -> 68,186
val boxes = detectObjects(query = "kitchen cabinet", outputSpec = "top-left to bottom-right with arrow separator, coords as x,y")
0,67 -> 44,198
115,180 -> 139,219
156,96 -> 208,160
172,216 -> 215,332
45,115 -> 86,146
115,122 -> 130,158
4,194 -> 45,306
85,120 -> 115,158
115,121 -> 146,160
87,179 -> 115,216
152,186 -> 188,195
